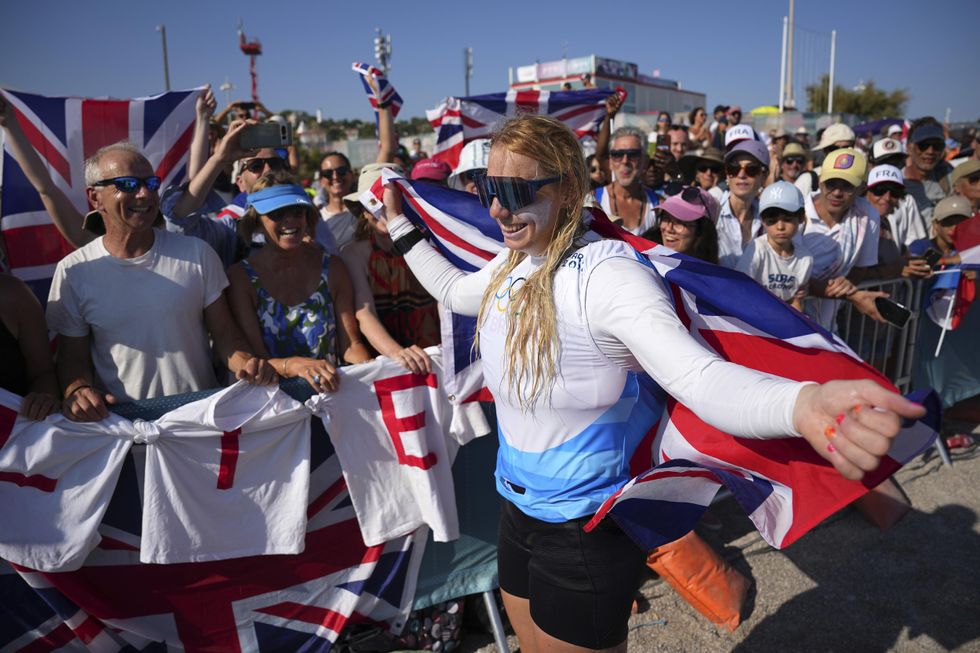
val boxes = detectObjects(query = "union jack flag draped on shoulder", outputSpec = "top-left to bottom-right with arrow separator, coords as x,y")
369,172 -> 940,551
352,62 -> 403,131
0,87 -> 198,302
425,88 -> 616,169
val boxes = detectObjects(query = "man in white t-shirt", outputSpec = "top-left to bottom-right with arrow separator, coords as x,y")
737,181 -> 813,310
46,143 -> 276,421
797,148 -> 889,329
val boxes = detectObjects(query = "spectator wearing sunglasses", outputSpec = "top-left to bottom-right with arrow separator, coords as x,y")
737,181 -> 813,310
865,165 -> 928,252
951,159 -> 980,217
647,187 -> 720,264
593,126 -> 661,235
678,147 -> 726,203
717,140 -> 768,268
779,142 -> 809,185
47,142 -> 276,421
379,113 -> 922,653
226,174 -> 371,394
904,120 -> 954,225
316,152 -> 357,248
795,123 -> 856,195
162,117 -> 305,268
798,148 -> 891,330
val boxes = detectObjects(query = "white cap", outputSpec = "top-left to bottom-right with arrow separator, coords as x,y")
813,123 -> 856,151
724,124 -> 757,148
795,125 -> 809,135
452,139 -> 490,177
872,137 -> 906,161
759,180 -> 804,214
867,165 -> 905,188
887,124 -> 903,136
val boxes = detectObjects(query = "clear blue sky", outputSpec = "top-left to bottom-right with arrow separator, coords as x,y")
1,0 -> 977,123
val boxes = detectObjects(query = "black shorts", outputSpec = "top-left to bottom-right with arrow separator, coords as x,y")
497,500 -> 645,649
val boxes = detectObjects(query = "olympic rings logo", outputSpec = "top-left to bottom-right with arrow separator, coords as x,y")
494,276 -> 526,312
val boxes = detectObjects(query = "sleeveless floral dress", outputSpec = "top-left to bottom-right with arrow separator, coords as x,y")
241,255 -> 339,365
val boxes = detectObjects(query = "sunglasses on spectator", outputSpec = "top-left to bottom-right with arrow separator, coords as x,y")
472,172 -> 562,212
965,172 -> 980,185
666,186 -> 704,202
244,157 -> 288,174
92,176 -> 162,193
783,157 -> 805,166
823,179 -> 857,194
868,184 -> 906,199
320,166 -> 351,180
915,140 -> 944,153
610,148 -> 643,161
697,164 -> 722,175
725,162 -> 763,178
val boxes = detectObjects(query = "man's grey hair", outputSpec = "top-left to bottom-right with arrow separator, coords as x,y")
83,141 -> 143,187
610,125 -> 648,147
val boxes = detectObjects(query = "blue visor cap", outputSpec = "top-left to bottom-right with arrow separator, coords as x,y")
246,184 -> 314,215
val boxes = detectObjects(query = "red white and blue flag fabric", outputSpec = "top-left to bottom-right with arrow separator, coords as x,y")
0,390 -> 423,653
921,216 -> 979,330
352,62 -> 403,131
0,87 -> 198,302
370,175 -> 939,550
425,88 -> 616,169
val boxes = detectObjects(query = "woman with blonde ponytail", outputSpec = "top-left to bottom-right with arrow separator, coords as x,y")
381,115 -> 923,653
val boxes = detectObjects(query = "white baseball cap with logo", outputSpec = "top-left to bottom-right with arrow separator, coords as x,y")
724,124 -> 757,148
867,165 -> 905,188
871,138 -> 906,161
760,180 -> 805,213
886,124 -> 903,136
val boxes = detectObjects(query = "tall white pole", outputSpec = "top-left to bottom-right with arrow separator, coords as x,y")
779,16 -> 788,112
827,29 -> 837,113
786,0 -> 795,109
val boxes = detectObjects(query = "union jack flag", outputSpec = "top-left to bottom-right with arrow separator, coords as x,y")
425,88 -> 616,169
367,175 -> 939,550
352,62 -> 403,131
0,88 -> 199,302
0,397 -> 422,653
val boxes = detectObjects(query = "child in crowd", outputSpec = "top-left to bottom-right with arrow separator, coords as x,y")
736,181 -> 813,310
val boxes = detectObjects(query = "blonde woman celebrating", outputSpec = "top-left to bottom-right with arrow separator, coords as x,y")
381,115 -> 923,653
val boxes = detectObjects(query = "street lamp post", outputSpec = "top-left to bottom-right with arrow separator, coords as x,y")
155,25 -> 171,91
464,47 -> 473,96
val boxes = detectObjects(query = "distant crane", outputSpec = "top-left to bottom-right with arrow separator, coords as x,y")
237,20 -> 263,108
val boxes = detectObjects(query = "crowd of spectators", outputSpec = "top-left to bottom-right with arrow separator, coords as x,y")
0,86 -> 977,423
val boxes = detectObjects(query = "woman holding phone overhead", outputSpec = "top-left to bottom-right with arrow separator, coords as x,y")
380,115 -> 923,653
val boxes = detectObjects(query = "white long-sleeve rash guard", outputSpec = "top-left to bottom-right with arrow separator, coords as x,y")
389,215 -> 805,440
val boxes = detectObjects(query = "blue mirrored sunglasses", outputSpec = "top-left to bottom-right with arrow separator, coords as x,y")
93,176 -> 162,193
471,172 -> 562,212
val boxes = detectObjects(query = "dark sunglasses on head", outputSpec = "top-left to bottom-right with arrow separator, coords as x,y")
915,140 -> 944,153
610,148 -> 643,161
666,186 -> 703,202
92,176 -> 162,193
320,165 -> 351,180
244,157 -> 288,174
697,164 -> 722,174
783,156 -> 805,166
472,172 -> 562,212
726,162 -> 763,178
868,184 -> 906,199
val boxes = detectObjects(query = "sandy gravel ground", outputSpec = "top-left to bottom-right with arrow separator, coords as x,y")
459,437 -> 980,653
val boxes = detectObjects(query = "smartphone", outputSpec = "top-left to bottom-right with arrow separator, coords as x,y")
920,248 -> 942,267
237,101 -> 257,111
240,122 -> 292,149
875,296 -> 911,328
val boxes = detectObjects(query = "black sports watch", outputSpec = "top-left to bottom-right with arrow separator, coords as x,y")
392,229 -> 425,256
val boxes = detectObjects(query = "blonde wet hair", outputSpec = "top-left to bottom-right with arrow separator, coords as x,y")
475,115 -> 590,410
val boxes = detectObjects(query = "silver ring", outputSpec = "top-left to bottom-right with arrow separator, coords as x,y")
313,374 -> 322,385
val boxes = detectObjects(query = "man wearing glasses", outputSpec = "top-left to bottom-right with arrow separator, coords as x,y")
47,142 -> 276,422
865,165 -> 929,254
779,142 -> 809,185
593,126 -> 661,235
903,122 -> 954,225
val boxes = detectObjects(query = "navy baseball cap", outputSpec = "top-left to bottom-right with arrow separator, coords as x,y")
909,123 -> 944,144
